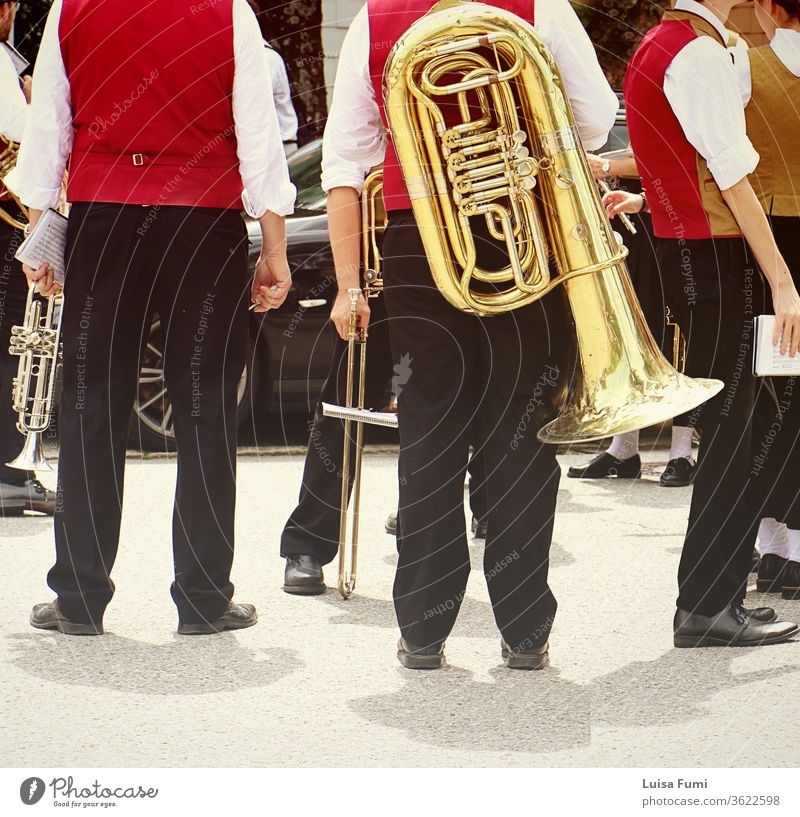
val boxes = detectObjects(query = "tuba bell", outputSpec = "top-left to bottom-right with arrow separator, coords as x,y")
383,0 -> 722,443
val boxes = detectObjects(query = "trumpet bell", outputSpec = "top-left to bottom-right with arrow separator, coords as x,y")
7,432 -> 53,472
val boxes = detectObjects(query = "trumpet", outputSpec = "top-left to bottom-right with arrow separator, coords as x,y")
597,179 -> 636,236
7,285 -> 63,471
323,169 -> 395,599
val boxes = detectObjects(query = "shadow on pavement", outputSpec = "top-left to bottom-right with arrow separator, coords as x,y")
350,663 -> 590,756
4,632 -> 301,695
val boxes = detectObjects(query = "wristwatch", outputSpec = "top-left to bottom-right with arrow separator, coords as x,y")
601,159 -> 611,176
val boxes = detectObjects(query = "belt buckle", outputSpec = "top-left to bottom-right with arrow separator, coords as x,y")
132,153 -> 144,167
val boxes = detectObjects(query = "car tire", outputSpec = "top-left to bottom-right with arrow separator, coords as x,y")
130,317 -> 257,453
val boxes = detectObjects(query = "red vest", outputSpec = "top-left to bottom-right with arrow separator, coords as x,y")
367,0 -> 535,211
60,0 -> 242,209
624,12 -> 740,239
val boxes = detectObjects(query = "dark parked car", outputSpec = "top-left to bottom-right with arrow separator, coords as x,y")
132,140 -> 337,451
132,104 -> 631,451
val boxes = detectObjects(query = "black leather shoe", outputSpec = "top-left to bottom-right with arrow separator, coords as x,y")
471,515 -> 487,539
30,601 -> 103,636
659,457 -> 696,487
782,561 -> 800,600
385,511 -> 397,535
743,605 -> 777,622
501,638 -> 549,670
177,602 -> 258,635
673,604 -> 798,648
567,452 -> 641,479
757,554 -> 788,593
0,478 -> 56,516
397,637 -> 445,669
283,554 -> 325,595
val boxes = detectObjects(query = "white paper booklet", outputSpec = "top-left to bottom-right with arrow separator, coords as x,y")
15,209 -> 68,285
1,41 -> 29,76
753,315 -> 800,376
322,402 -> 399,428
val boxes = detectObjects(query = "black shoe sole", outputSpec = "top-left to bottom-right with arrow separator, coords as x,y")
501,647 -> 549,670
397,650 -> 444,670
567,470 -> 641,480
659,478 -> 694,488
674,625 -> 799,648
782,587 -> 800,600
282,582 -> 325,596
177,614 -> 258,635
1,502 -> 27,516
30,617 -> 103,636
757,579 -> 784,593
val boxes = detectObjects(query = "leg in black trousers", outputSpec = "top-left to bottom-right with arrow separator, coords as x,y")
152,207 -> 250,624
383,211 -> 571,649
49,204 -> 248,626
658,237 -> 770,616
280,294 -> 392,564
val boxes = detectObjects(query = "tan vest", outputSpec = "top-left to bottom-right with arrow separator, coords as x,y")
746,45 -> 800,217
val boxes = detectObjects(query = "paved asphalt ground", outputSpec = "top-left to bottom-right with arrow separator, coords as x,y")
2,447 -> 800,768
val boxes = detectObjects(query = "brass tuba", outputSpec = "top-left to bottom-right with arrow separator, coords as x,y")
383,0 -> 722,443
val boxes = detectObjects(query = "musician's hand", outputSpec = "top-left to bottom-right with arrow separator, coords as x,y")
772,278 -> 800,357
22,262 -> 61,297
251,252 -> 291,313
330,288 -> 369,341
586,153 -> 610,181
602,190 -> 644,217
21,75 -> 32,103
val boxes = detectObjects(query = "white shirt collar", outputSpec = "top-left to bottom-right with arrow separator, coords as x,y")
673,0 -> 728,45
771,28 -> 800,78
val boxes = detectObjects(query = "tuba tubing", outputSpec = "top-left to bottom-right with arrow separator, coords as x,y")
383,0 -> 723,443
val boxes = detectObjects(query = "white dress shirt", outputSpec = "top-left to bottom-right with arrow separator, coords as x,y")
662,0 -> 759,191
733,28 -> 800,105
6,0 -> 295,218
321,0 -> 620,194
0,43 -> 27,143
263,41 -> 299,146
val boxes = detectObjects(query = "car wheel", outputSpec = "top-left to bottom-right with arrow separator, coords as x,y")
131,318 -> 254,452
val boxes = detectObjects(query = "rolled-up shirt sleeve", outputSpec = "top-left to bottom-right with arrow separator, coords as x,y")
321,5 -> 386,194
5,0 -> 72,210
664,36 -> 759,191
232,0 -> 296,217
535,0 -> 619,151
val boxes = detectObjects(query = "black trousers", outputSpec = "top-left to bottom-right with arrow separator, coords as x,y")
0,204 -> 33,482
657,237 -> 771,615
751,216 -> 800,529
279,296 -> 490,565
49,203 -> 250,626
382,211 -> 573,650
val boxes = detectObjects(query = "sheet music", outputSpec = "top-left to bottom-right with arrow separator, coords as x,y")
15,209 -> 69,285
1,41 -> 29,75
753,315 -> 800,376
322,402 -> 399,428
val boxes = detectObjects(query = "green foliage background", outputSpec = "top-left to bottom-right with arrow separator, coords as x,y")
14,0 -> 52,67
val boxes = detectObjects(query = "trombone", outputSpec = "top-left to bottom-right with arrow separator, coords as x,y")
323,169 -> 394,598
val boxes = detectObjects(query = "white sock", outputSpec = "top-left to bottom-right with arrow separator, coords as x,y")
758,517 -> 789,558
670,425 -> 694,463
607,430 -> 639,461
786,528 -> 800,563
